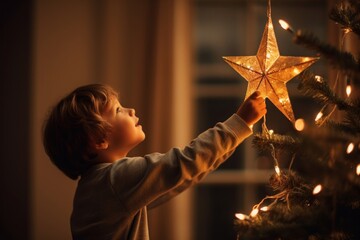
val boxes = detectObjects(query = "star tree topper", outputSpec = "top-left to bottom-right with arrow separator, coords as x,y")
223,0 -> 318,123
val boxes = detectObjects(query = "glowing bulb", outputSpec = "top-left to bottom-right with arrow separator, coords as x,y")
347,143 -> 354,154
344,28 -> 351,34
266,53 -> 271,59
275,165 -> 281,176
346,85 -> 352,97
250,208 -> 259,217
313,184 -> 322,195
269,129 -> 274,136
356,164 -> 360,176
294,118 -> 305,131
278,19 -> 293,32
235,213 -> 247,220
315,75 -> 323,82
260,206 -> 269,211
293,68 -> 300,74
315,112 -> 323,122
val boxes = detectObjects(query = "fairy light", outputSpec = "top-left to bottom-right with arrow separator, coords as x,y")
346,85 -> 352,97
275,165 -> 281,176
347,143 -> 354,154
260,206 -> 269,212
235,213 -> 248,220
344,75 -> 351,97
313,184 -> 322,195
315,112 -> 323,122
315,75 -> 323,82
294,118 -> 305,131
269,129 -> 274,136
250,208 -> 259,217
278,19 -> 294,33
356,164 -> 360,176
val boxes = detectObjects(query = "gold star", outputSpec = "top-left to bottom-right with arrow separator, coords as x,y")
223,0 -> 318,123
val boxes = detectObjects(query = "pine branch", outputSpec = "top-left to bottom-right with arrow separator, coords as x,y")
297,71 -> 360,115
329,1 -> 360,36
325,119 -> 360,137
252,133 -> 300,153
293,31 -> 360,77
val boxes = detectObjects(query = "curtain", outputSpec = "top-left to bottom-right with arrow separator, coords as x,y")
98,0 -> 194,239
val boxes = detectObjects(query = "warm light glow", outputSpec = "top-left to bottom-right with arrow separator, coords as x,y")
266,53 -> 271,59
315,75 -> 323,82
356,164 -> 360,176
347,143 -> 354,154
293,68 -> 300,74
313,184 -> 322,195
269,129 -> 274,136
260,206 -> 269,211
346,85 -> 352,97
344,28 -> 351,34
235,213 -> 247,220
295,118 -> 305,131
315,112 -> 323,122
279,19 -> 290,30
275,165 -> 281,176
250,208 -> 259,217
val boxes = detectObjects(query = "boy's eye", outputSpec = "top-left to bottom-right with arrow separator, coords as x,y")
116,107 -> 121,113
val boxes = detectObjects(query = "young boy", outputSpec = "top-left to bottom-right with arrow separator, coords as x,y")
43,84 -> 266,240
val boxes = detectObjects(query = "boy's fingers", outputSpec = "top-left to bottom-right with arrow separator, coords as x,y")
250,91 -> 261,98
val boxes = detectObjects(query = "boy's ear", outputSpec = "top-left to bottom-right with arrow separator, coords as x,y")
94,140 -> 109,150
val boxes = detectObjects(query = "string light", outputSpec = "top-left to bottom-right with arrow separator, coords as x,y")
278,19 -> 294,33
356,164 -> 360,176
347,143 -> 354,154
275,165 -> 281,176
346,85 -> 352,97
294,118 -> 305,131
250,208 -> 259,217
260,206 -> 269,211
235,213 -> 248,220
346,76 -> 352,97
313,184 -> 322,195
315,112 -> 323,122
314,75 -> 323,82
269,129 -> 274,136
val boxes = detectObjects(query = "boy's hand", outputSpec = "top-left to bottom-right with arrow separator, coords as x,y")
236,91 -> 267,126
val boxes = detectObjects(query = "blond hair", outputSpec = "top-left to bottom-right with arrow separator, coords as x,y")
43,84 -> 118,180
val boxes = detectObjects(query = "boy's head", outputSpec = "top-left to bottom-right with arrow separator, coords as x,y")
43,84 -> 119,180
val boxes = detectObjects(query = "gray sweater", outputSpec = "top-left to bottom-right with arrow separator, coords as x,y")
71,114 -> 252,240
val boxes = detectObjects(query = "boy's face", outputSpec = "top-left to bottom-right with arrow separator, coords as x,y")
101,97 -> 145,159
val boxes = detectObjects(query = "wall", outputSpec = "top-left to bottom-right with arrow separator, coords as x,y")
0,1 -> 32,239
32,1 -> 99,239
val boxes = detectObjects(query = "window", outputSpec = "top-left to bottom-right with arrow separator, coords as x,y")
193,0 -> 328,239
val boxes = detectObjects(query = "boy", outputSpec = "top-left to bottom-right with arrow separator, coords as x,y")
43,84 -> 266,240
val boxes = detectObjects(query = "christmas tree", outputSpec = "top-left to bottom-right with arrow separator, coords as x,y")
234,0 -> 360,239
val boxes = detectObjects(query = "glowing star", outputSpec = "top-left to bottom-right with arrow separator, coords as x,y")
223,0 -> 318,123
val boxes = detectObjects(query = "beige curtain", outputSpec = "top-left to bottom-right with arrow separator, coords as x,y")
33,0 -> 193,239
99,1 -> 194,239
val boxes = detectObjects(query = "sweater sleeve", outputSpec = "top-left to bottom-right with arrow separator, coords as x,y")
109,114 -> 252,214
